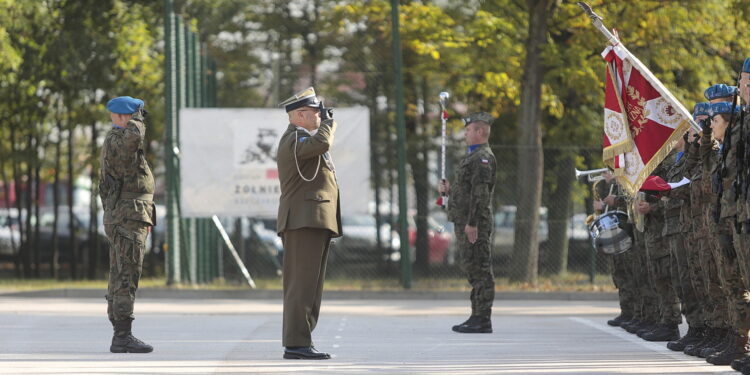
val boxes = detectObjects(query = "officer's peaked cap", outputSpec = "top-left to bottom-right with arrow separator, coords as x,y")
106,96 -> 144,114
462,112 -> 494,127
279,87 -> 321,112
704,84 -> 737,101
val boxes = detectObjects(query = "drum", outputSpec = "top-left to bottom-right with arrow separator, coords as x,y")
588,210 -> 633,255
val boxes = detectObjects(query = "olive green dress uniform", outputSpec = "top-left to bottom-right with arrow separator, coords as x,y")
276,118 -> 342,348
448,143 -> 497,320
100,115 -> 156,325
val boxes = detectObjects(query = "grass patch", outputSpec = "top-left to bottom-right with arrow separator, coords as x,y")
0,272 -> 616,292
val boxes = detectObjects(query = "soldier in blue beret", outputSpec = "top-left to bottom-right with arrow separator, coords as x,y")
733,57 -> 750,372
693,102 -> 710,122
99,96 -> 155,353
704,84 -> 738,102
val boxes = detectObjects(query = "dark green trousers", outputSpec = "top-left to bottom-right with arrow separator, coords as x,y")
281,228 -> 331,347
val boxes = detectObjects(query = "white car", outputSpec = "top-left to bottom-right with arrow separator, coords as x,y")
0,209 -> 20,259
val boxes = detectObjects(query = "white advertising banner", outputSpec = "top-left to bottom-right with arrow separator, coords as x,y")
179,107 -> 370,218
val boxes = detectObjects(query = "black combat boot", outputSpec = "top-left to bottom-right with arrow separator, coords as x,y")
620,318 -> 639,331
732,355 -> 750,372
685,327 -> 721,356
625,319 -> 645,334
685,328 -> 727,357
110,319 -> 153,353
700,330 -> 734,358
452,315 -> 478,332
607,314 -> 631,327
667,326 -> 705,351
706,333 -> 749,365
453,316 -> 492,333
641,323 -> 680,342
636,322 -> 659,338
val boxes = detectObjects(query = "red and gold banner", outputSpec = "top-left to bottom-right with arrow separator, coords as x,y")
600,44 -> 693,196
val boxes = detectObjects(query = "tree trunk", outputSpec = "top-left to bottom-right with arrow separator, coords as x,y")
545,151 -> 574,275
51,118 -> 62,278
10,125 -> 24,278
67,117 -> 78,279
33,155 -> 41,278
413,78 -> 430,272
24,134 -> 34,278
510,0 -> 554,284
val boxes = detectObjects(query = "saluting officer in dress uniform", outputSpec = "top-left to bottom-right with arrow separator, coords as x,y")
276,87 -> 342,360
100,96 -> 156,353
439,112 -> 497,334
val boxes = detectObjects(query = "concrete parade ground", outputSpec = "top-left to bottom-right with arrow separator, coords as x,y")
0,292 -> 737,375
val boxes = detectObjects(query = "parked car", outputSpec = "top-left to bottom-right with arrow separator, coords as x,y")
406,216 -> 453,265
493,205 -> 548,257
329,214 -> 400,264
0,208 -> 21,260
35,205 -> 109,263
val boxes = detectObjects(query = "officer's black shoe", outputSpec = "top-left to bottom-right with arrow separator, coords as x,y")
706,334 -> 749,365
642,324 -> 679,342
667,326 -> 705,351
452,315 -> 479,332
607,314 -> 631,327
283,346 -> 331,360
110,319 -> 153,353
453,317 -> 492,333
740,361 -> 750,375
700,330 -> 734,358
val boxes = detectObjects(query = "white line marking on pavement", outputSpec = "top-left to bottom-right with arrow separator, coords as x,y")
569,317 -> 717,365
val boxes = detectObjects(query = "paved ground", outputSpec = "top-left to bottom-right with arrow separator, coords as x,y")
0,296 -> 737,374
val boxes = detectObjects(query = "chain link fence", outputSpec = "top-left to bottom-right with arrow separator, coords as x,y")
211,145 -> 614,288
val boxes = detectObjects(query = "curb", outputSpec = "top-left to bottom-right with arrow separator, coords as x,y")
0,288 -> 618,301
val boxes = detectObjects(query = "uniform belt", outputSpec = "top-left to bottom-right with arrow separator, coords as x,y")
119,192 -> 154,201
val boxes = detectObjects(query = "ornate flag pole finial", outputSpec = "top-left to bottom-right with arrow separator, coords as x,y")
577,2 -> 619,46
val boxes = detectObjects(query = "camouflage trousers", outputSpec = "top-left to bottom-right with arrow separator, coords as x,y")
714,217 -> 750,335
632,233 -> 661,323
665,232 -> 702,327
691,227 -> 729,328
645,232 -> 681,326
105,219 -> 150,322
454,222 -> 494,319
611,250 -> 637,318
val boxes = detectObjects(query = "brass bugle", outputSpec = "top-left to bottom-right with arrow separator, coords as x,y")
575,167 -> 610,182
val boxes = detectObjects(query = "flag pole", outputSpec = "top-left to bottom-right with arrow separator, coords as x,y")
577,1 -> 702,133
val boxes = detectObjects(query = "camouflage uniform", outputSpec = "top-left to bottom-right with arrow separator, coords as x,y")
663,149 -> 702,328
686,138 -> 727,330
99,114 -> 156,324
697,114 -> 750,365
448,143 -> 497,320
644,152 -> 681,329
594,179 -> 636,320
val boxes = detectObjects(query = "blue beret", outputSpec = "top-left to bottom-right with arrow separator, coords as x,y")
693,102 -> 710,120
709,102 -> 742,117
704,84 -> 737,101
106,96 -> 144,114
743,58 -> 750,74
